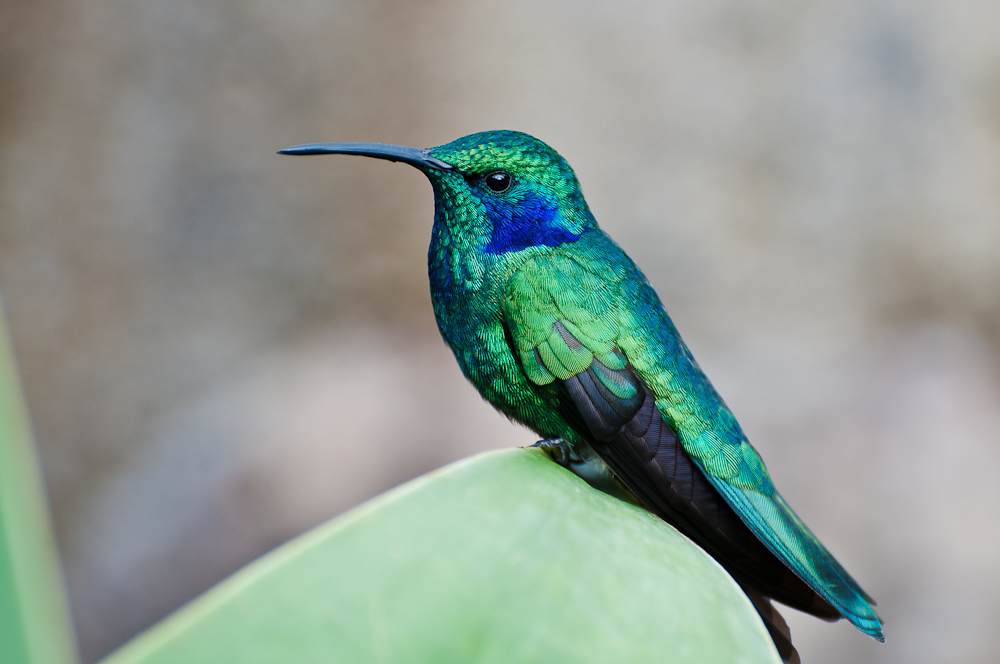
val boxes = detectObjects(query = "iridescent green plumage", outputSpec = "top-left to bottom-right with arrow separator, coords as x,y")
280,131 -> 883,660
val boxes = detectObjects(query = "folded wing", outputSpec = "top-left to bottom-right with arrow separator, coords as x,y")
503,252 -> 882,642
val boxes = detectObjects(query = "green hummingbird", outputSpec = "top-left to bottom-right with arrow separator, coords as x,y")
279,131 -> 882,662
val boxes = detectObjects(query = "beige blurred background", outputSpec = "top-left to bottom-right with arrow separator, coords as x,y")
2,1 -> 999,662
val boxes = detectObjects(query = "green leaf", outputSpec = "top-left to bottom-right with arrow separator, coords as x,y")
0,297 -> 79,664
102,448 -> 779,664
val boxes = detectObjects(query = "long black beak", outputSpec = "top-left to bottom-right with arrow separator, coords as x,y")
277,142 -> 453,171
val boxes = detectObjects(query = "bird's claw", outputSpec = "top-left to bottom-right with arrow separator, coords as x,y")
530,438 -> 574,468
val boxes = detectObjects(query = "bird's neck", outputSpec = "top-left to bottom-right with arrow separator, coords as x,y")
427,212 -> 502,346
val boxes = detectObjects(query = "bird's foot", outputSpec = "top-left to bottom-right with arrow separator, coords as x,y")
530,438 -> 645,508
530,438 -> 575,468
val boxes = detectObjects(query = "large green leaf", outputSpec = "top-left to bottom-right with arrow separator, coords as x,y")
102,447 -> 779,664
0,298 -> 78,664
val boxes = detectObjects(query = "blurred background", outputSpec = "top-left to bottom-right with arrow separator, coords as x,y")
2,0 -> 999,662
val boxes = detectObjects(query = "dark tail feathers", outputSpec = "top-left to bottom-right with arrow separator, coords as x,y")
741,585 -> 800,664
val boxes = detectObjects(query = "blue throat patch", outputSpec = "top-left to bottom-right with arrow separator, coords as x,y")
481,191 -> 580,255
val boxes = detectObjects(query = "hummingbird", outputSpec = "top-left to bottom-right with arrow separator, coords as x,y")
279,131 -> 882,662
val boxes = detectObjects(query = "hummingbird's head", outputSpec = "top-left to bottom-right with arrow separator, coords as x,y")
425,130 -> 594,255
279,131 -> 596,257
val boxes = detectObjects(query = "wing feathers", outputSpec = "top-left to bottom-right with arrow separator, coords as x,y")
502,253 -> 880,643
709,481 -> 884,639
563,355 -> 644,441
584,385 -> 842,618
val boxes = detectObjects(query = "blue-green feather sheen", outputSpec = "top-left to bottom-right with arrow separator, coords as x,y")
424,131 -> 882,640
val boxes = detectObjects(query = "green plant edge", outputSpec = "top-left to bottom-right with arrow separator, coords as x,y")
101,447 -> 780,664
0,296 -> 79,664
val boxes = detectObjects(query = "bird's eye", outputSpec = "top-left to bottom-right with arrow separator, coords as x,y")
484,171 -> 513,193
